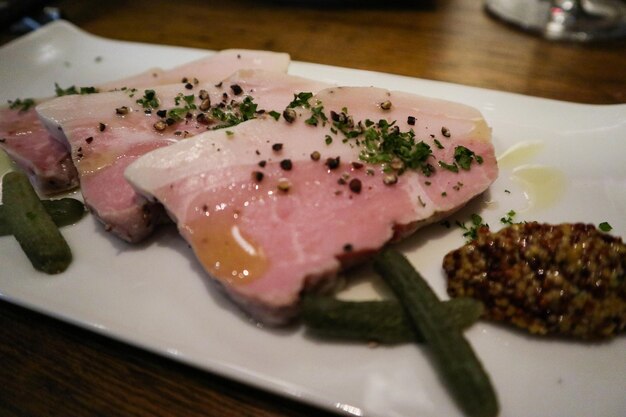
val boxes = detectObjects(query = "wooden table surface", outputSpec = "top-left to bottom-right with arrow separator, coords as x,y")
1,1 -> 625,416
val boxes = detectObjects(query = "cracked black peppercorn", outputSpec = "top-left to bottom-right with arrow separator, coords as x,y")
280,159 -> 293,170
326,156 -> 340,170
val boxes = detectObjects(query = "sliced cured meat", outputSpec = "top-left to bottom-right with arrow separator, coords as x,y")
37,70 -> 330,242
0,49 -> 290,195
97,48 -> 289,90
0,107 -> 78,193
125,86 -> 498,324
96,68 -> 165,92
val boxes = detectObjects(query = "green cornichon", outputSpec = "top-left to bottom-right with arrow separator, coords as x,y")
0,198 -> 85,236
302,295 -> 484,344
2,172 -> 73,274
373,249 -> 499,417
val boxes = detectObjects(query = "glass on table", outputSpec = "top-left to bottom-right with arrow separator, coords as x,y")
485,0 -> 626,41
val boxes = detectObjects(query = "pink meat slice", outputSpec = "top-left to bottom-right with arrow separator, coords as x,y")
0,107 -> 78,193
97,48 -> 290,90
0,49 -> 290,195
125,86 -> 498,325
37,70 -> 330,242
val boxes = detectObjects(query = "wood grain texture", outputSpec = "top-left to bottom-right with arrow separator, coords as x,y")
2,0 -> 621,103
0,301 -> 336,417
0,1 -> 625,416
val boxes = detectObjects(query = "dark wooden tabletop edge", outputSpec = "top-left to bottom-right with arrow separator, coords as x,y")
0,298 -> 340,417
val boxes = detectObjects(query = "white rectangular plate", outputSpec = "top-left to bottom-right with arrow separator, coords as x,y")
1,21 -> 624,417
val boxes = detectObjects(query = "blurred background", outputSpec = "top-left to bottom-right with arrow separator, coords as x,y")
1,0 -> 625,104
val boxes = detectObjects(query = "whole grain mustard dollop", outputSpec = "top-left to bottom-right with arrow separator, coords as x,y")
443,222 -> 626,340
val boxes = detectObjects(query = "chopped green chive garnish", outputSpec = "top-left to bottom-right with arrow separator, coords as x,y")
287,92 -> 314,108
598,222 -> 612,232
268,110 -> 281,121
457,213 -> 488,242
8,98 -> 36,112
54,83 -> 98,96
438,161 -> 459,173
136,89 -> 160,109
500,210 -> 516,225
454,146 -> 482,170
